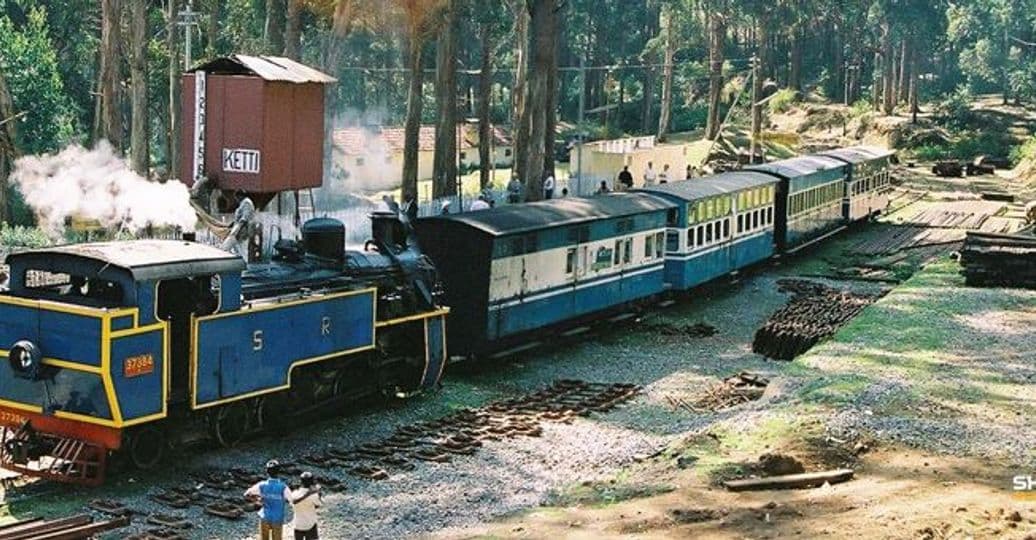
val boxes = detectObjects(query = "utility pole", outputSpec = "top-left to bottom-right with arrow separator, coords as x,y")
843,60 -> 851,106
178,1 -> 201,70
576,56 -> 586,195
750,55 -> 761,163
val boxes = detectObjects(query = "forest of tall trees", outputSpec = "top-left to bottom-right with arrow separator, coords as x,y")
0,0 -> 1034,219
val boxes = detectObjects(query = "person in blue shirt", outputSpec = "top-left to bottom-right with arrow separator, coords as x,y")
244,460 -> 294,540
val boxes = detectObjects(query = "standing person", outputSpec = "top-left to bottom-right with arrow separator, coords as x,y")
618,166 -> 634,190
543,172 -> 556,200
291,472 -> 322,540
381,194 -> 401,214
596,181 -> 610,195
244,460 -> 293,540
220,190 -> 256,261
685,164 -> 694,180
643,162 -> 657,186
560,187 -> 569,198
659,164 -> 671,184
440,200 -> 452,215
403,192 -> 419,222
507,174 -> 523,204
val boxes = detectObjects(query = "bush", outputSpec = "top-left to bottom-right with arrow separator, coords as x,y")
850,99 -> 872,118
1010,136 -> 1036,166
768,88 -> 798,114
910,144 -> 952,162
934,85 -> 974,130
0,224 -> 51,248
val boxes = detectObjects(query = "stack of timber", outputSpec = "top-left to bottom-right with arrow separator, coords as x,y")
960,229 -> 1036,289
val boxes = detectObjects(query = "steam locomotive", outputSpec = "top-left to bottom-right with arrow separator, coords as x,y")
0,212 -> 446,484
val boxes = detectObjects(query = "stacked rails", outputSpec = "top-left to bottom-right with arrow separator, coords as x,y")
960,229 -> 1036,289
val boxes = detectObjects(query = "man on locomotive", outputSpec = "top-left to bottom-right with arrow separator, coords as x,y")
244,460 -> 294,540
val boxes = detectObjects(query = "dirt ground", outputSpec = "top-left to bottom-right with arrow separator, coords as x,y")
443,447 -> 1035,540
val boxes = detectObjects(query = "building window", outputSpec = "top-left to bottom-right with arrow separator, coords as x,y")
504,148 -> 513,157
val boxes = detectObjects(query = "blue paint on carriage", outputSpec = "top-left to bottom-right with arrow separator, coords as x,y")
109,328 -> 165,422
193,290 -> 377,407
663,230 -> 775,290
487,264 -> 665,340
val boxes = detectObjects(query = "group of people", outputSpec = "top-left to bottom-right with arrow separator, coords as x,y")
245,460 -> 322,540
615,161 -> 699,191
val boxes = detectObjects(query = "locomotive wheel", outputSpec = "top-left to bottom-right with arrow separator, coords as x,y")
257,392 -> 294,431
127,425 -> 166,470
212,403 -> 250,448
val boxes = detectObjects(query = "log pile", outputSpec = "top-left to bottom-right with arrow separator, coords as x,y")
752,280 -> 884,361
959,230 -> 1036,289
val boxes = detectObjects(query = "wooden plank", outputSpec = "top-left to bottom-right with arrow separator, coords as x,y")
723,469 -> 854,492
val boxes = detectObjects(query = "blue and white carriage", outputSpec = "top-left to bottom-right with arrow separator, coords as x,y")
748,156 -> 850,251
636,172 -> 780,290
415,194 -> 674,358
819,145 -> 894,222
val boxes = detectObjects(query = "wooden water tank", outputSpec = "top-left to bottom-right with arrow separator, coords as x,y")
180,55 -> 336,200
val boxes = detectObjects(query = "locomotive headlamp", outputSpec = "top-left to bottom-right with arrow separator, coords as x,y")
8,340 -> 42,381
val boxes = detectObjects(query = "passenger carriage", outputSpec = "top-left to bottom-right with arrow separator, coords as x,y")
748,156 -> 849,251
415,194 -> 675,359
819,146 -> 894,222
636,172 -> 780,290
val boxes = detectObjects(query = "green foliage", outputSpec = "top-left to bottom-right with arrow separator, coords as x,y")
906,130 -> 1014,162
1010,136 -> 1036,165
849,99 -> 872,118
767,88 -> 798,114
0,5 -> 75,153
933,85 -> 973,130
0,223 -> 50,248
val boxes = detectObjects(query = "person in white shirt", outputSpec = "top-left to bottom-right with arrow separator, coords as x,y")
643,162 -> 657,186
659,164 -> 671,184
543,173 -> 556,199
291,472 -> 322,540
470,195 -> 491,211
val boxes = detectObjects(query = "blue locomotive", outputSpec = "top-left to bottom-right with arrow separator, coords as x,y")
0,212 -> 447,484
415,145 -> 894,360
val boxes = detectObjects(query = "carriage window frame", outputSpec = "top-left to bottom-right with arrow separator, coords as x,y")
565,248 -> 576,274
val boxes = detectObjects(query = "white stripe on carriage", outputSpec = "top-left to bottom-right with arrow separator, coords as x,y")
489,264 -> 665,310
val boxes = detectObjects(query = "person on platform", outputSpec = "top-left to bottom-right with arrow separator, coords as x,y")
659,164 -> 671,184
596,181 -> 611,195
440,200 -> 452,215
507,175 -> 523,204
618,166 -> 634,190
403,193 -> 419,222
291,472 -> 322,540
381,194 -> 401,214
686,164 -> 695,180
244,460 -> 293,540
543,172 -> 556,200
643,162 -> 657,186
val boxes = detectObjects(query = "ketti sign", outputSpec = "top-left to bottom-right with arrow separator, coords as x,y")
222,148 -> 261,174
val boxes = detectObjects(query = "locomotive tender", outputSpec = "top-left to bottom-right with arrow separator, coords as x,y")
0,213 -> 447,485
416,145 -> 894,360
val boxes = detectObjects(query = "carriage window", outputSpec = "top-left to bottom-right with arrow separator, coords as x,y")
753,210 -> 760,229
767,207 -> 773,224
705,224 -> 713,243
666,231 -> 679,253
623,239 -> 632,263
656,232 -> 665,258
644,234 -> 655,259
737,214 -> 744,233
697,226 -> 704,246
566,248 -> 576,274
723,220 -> 730,238
687,228 -> 695,248
614,240 -> 622,265
666,209 -> 678,226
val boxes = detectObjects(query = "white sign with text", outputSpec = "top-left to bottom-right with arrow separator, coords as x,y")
222,148 -> 261,174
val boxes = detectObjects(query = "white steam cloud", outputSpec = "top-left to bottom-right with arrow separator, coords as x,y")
10,142 -> 198,237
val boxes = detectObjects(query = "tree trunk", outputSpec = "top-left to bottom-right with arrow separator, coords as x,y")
657,5 -> 675,142
129,0 -> 148,176
206,0 -> 221,57
882,23 -> 894,115
432,0 -> 458,199
832,23 -> 844,103
166,0 -> 181,180
706,14 -> 725,140
544,10 -> 558,176
872,49 -> 881,112
284,0 -> 301,59
641,68 -> 654,133
524,0 -> 556,202
897,40 -> 908,103
0,70 -> 16,223
97,0 -> 122,148
477,23 -> 493,190
909,45 -> 919,123
402,38 -> 425,201
264,0 -> 286,55
789,25 -> 802,93
512,2 -> 530,183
